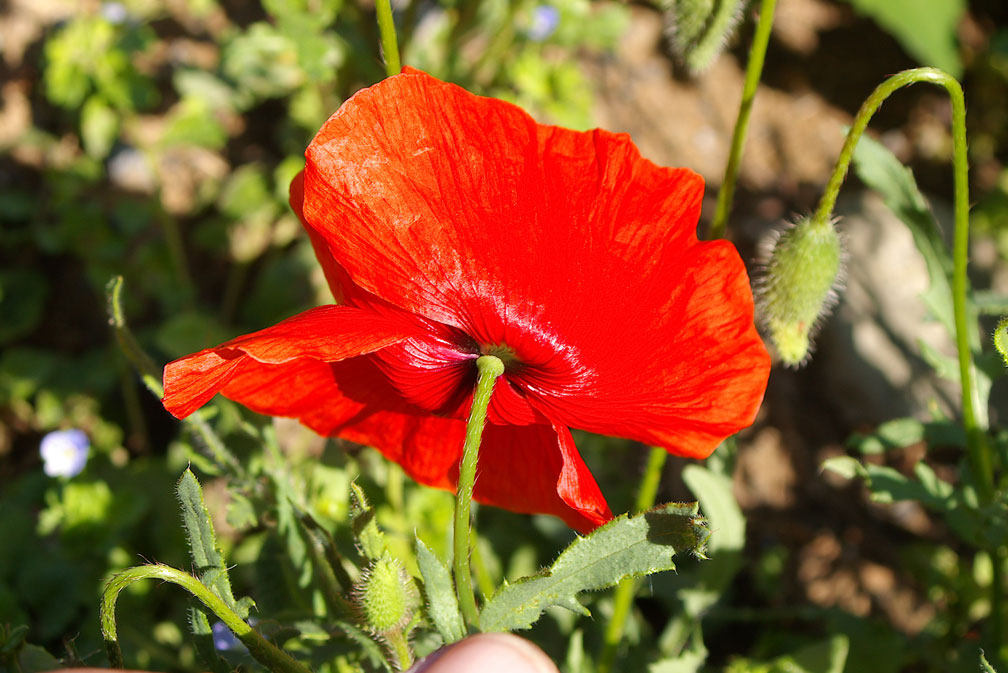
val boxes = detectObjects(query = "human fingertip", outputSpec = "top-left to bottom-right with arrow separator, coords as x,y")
407,633 -> 558,673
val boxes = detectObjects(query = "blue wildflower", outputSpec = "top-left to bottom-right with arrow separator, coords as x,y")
39,429 -> 90,478
528,5 -> 560,41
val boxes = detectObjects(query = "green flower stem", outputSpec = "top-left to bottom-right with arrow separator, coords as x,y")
376,0 -> 401,77
813,66 -> 999,648
106,275 -> 244,476
159,213 -> 196,309
811,68 -> 992,497
385,631 -> 412,671
106,276 -> 162,396
101,564 -> 312,673
709,0 -> 778,240
597,447 -> 668,673
453,355 -> 505,629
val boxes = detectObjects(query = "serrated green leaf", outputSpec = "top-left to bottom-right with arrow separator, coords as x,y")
479,502 -> 707,632
981,651 -> 998,673
176,469 -> 247,619
415,538 -> 466,644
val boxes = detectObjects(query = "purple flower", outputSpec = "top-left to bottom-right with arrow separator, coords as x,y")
39,429 -> 90,478
528,5 -> 560,41
211,621 -> 241,651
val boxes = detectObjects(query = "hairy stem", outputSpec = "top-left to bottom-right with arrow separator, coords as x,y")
453,355 -> 505,629
376,0 -> 401,77
709,0 -> 778,240
101,564 -> 311,673
813,65 -> 997,652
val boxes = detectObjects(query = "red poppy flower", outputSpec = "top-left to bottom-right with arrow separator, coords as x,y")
162,68 -> 770,532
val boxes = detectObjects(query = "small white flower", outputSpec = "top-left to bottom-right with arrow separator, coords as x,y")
39,429 -> 90,478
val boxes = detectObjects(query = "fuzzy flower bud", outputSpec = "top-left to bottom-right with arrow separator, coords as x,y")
663,0 -> 747,74
995,317 -> 1008,368
756,215 -> 844,367
353,554 -> 418,635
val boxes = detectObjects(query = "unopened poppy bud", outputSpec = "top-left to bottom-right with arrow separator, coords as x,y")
995,317 -> 1008,368
663,0 -> 747,74
353,554 -> 418,635
756,215 -> 844,367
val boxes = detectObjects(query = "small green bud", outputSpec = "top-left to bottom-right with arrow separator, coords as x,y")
353,554 -> 418,635
663,0 -> 747,74
994,317 -> 1008,368
756,215 -> 844,367
349,481 -> 386,561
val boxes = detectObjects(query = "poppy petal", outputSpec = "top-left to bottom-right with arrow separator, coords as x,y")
191,354 -> 607,530
290,169 -> 383,308
522,240 -> 770,458
474,421 -> 612,533
216,355 -> 466,488
162,305 -> 423,419
300,69 -> 768,458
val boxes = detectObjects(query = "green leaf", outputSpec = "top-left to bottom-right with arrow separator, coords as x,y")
841,0 -> 964,77
649,648 -> 707,673
81,95 -> 119,159
789,634 -> 850,673
853,133 -> 993,424
187,607 -> 231,673
478,502 -> 707,632
823,457 -> 954,510
176,469 -> 249,619
415,538 -> 466,644
847,417 -> 925,454
13,643 -> 61,673
851,132 -> 956,335
981,651 -> 998,673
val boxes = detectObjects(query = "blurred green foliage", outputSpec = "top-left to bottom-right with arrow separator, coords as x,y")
0,0 -> 629,670
3,1 -> 1008,672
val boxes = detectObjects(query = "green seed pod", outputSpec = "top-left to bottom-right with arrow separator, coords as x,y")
663,0 -> 748,74
353,555 -> 418,635
756,215 -> 844,367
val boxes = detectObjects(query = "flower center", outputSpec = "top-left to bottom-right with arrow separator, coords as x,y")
479,343 -> 519,370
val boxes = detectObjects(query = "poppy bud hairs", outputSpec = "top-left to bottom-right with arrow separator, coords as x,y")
756,214 -> 844,367
161,68 -> 771,533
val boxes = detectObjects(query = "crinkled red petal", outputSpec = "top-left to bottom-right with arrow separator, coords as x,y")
301,68 -> 769,458
161,305 -> 423,419
474,420 -> 612,533
184,354 -> 610,530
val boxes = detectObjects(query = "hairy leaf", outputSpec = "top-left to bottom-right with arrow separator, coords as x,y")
479,502 -> 707,632
415,538 -> 466,644
176,469 -> 249,619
